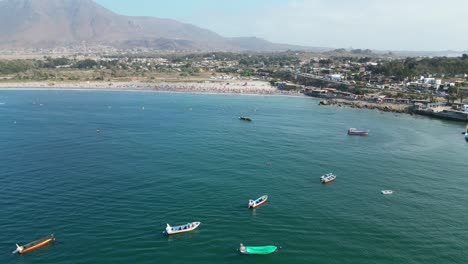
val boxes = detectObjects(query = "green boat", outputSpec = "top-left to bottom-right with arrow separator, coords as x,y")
239,243 -> 278,255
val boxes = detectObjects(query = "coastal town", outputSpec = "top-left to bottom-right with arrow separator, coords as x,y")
2,1 -> 468,264
1,50 -> 467,121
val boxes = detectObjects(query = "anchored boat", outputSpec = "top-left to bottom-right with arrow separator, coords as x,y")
12,234 -> 55,254
239,116 -> 252,122
381,190 -> 393,195
163,222 -> 200,235
248,195 -> 268,209
239,243 -> 278,255
348,128 -> 369,136
320,173 -> 336,184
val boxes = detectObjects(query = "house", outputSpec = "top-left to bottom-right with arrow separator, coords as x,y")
396,99 -> 410,104
412,100 -> 430,105
427,102 -> 446,108
328,74 -> 343,81
452,103 -> 468,112
306,89 -> 328,97
276,82 -> 304,90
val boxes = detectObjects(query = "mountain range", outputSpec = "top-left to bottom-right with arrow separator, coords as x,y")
0,0 -> 325,52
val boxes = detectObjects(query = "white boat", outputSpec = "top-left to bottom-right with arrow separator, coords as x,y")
348,128 -> 369,136
381,190 -> 393,195
163,222 -> 200,235
248,195 -> 268,209
320,173 -> 336,184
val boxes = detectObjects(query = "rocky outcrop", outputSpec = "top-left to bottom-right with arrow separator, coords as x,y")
324,99 -> 411,113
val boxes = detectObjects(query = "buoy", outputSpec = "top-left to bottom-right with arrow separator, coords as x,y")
96,129 -> 101,133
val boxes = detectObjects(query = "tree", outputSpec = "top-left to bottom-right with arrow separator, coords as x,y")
445,94 -> 458,104
447,86 -> 457,95
74,59 -> 98,69
459,88 -> 468,103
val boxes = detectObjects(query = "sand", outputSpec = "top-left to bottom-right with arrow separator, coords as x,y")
0,80 -> 304,96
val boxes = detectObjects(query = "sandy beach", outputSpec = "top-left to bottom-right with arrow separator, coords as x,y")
0,80 -> 304,96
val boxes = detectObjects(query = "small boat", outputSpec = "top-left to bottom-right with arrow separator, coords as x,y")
239,243 -> 278,255
320,173 -> 336,184
465,127 -> 468,142
239,116 -> 252,122
248,195 -> 268,209
381,190 -> 393,195
163,222 -> 200,235
348,128 -> 369,136
12,234 -> 55,254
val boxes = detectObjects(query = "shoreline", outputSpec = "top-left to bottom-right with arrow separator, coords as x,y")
0,80 -> 305,97
1,82 -> 465,122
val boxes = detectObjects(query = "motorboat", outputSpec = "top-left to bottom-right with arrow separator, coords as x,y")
163,222 -> 200,235
348,128 -> 369,136
381,190 -> 393,195
320,173 -> 336,184
239,117 -> 252,122
248,195 -> 268,209
12,234 -> 55,254
239,243 -> 278,255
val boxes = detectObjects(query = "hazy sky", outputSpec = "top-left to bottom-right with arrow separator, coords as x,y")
95,0 -> 468,51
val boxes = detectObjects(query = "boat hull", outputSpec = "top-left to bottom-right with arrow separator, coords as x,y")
321,179 -> 336,184
240,245 -> 278,255
17,235 -> 55,254
249,195 -> 268,209
164,222 -> 200,235
348,131 -> 369,136
250,200 -> 267,208
320,173 -> 336,184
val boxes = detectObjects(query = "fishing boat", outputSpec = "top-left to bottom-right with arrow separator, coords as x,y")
12,234 -> 55,254
163,222 -> 200,235
381,190 -> 393,195
248,195 -> 268,209
239,116 -> 252,122
320,173 -> 336,184
348,128 -> 369,136
239,243 -> 278,255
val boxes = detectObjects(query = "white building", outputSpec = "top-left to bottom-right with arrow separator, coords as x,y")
329,74 -> 343,81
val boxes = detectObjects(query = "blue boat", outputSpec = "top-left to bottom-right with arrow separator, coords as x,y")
248,195 -> 268,209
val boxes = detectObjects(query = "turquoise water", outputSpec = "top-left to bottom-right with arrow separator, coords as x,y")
0,90 -> 467,264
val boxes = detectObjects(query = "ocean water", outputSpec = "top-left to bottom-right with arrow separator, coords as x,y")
0,90 -> 467,264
